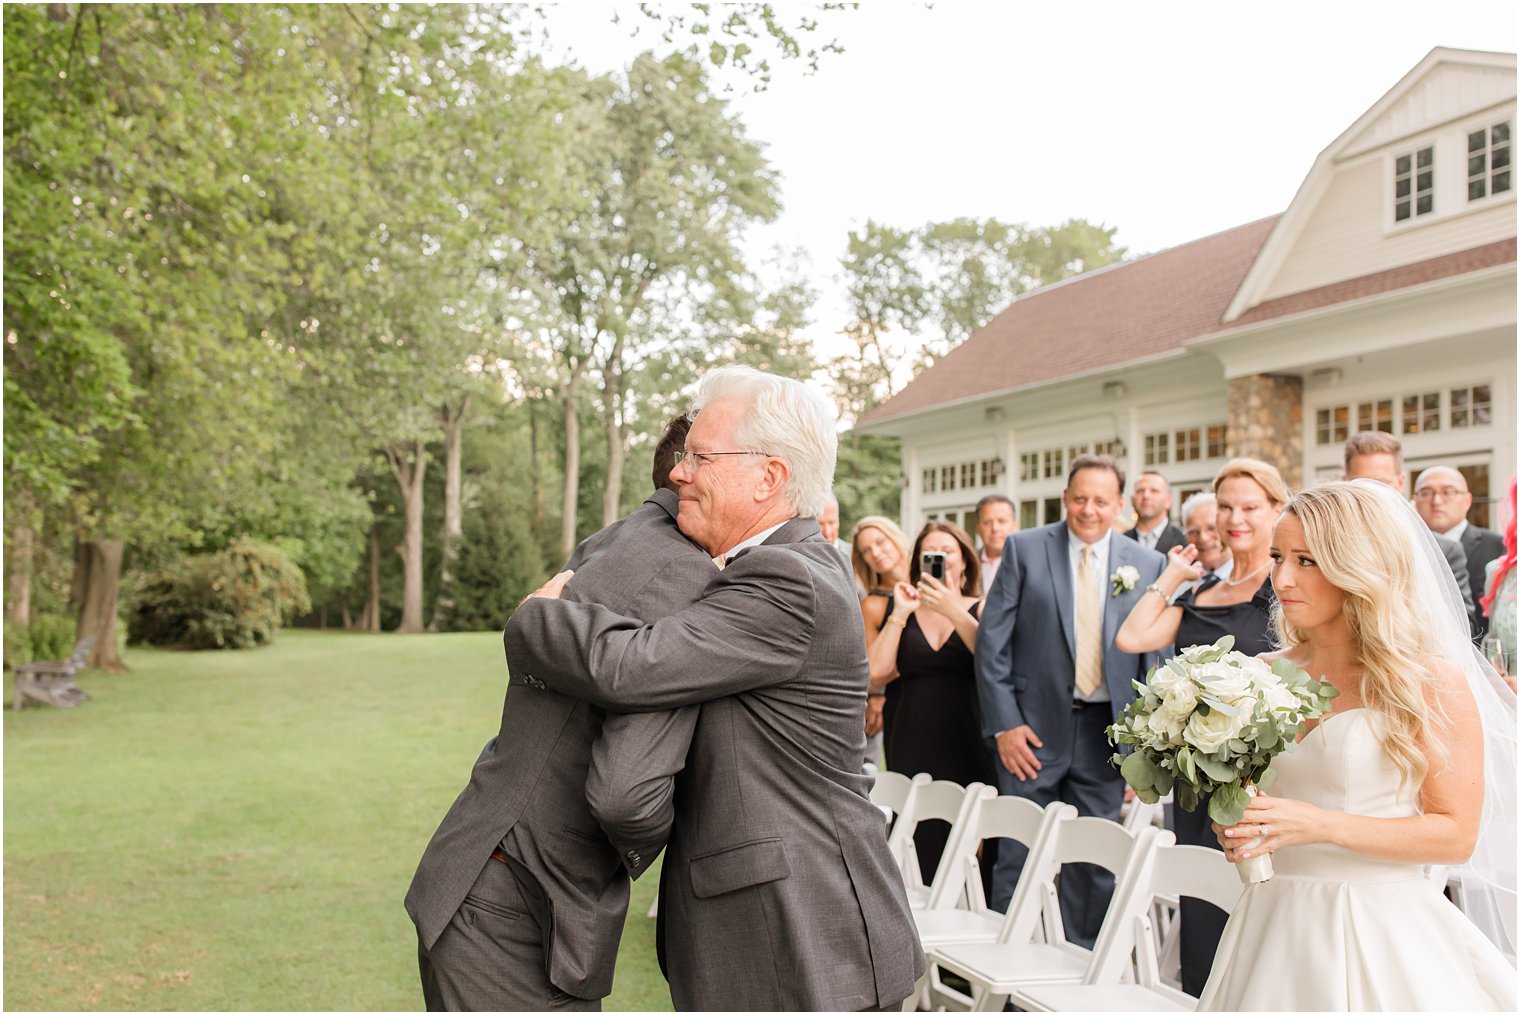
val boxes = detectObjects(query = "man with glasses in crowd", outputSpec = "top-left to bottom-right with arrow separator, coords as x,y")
1414,465 -> 1505,637
506,366 -> 922,1011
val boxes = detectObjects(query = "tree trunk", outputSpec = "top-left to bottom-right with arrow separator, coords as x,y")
529,398 -> 544,531
7,501 -> 37,627
559,362 -> 588,561
601,351 -> 627,528
76,538 -> 126,671
385,440 -> 428,633
430,395 -> 471,632
359,524 -> 382,632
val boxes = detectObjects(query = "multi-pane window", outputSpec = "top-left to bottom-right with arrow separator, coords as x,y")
1450,385 -> 1492,428
1144,432 -> 1170,466
1467,121 -> 1512,202
1043,448 -> 1064,480
1174,427 -> 1202,462
1019,500 -> 1038,530
1316,405 -> 1351,445
940,465 -> 956,491
922,469 -> 938,494
1043,497 -> 1063,524
1206,424 -> 1227,459
1067,443 -> 1091,465
1401,391 -> 1441,434
960,462 -> 976,488
1394,146 -> 1434,221
1094,439 -> 1126,458
1356,399 -> 1394,434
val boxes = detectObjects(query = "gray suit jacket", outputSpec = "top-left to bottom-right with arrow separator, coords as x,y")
1436,534 -> 1476,633
505,518 -> 925,1011
1460,524 -> 1506,636
975,522 -> 1168,740
404,489 -> 714,1000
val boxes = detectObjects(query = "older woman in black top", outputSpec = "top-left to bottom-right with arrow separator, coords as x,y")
1116,457 -> 1290,997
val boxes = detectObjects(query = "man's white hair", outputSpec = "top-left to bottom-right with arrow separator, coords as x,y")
1179,491 -> 1217,527
689,365 -> 837,517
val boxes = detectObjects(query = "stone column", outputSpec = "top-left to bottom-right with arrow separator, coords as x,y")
1226,374 -> 1304,490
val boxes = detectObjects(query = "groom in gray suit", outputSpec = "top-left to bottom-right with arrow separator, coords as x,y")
507,366 -> 923,1011
975,454 -> 1166,947
406,416 -> 714,1010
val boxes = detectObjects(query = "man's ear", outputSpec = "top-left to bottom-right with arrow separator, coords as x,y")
754,456 -> 792,504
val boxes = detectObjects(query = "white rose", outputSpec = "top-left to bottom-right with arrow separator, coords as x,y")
1184,706 -> 1246,754
1194,661 -> 1254,705
1148,663 -> 1191,696
1260,679 -> 1299,714
1146,708 -> 1186,744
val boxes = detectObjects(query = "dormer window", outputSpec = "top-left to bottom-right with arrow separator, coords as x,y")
1467,121 -> 1511,201
1394,146 -> 1434,221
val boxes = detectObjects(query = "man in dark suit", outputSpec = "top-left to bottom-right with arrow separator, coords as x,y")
405,415 -> 713,1011
1125,470 -> 1187,554
1415,465 -> 1506,638
975,454 -> 1167,947
506,366 -> 923,1011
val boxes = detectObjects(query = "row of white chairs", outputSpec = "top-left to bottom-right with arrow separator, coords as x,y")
869,773 -> 1243,1012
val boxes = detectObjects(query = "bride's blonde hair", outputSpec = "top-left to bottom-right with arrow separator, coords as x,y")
1272,482 -> 1449,787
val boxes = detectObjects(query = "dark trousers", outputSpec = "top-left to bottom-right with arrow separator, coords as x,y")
1170,795 -> 1229,997
418,856 -> 600,1012
988,702 -> 1125,948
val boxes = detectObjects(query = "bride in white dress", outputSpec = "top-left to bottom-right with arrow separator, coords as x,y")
1200,480 -> 1517,1012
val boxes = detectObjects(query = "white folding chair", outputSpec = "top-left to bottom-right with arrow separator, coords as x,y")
873,771 -> 932,871
894,779 -> 984,910
924,819 -> 1163,1011
1012,835 -> 1246,1012
904,799 -> 1075,1012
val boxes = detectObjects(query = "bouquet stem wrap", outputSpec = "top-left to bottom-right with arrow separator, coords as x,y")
1232,783 -> 1273,883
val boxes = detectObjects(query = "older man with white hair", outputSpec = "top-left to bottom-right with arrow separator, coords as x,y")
506,366 -> 923,1011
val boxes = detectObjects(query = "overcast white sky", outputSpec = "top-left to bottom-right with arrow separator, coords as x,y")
534,1 -> 1517,352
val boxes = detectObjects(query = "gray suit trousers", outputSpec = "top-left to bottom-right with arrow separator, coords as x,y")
418,857 -> 599,1012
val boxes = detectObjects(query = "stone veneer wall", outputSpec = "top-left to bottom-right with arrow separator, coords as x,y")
1226,373 -> 1304,491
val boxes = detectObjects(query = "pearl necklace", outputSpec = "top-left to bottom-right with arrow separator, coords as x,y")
1221,560 -> 1272,588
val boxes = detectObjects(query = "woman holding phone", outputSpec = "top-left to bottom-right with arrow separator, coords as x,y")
868,521 -> 991,881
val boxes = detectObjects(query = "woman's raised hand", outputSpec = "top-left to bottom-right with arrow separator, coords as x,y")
891,580 -> 921,619
916,573 -> 959,616
1164,543 -> 1205,582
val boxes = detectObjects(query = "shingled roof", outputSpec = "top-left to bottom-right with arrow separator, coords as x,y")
858,216 -> 1280,427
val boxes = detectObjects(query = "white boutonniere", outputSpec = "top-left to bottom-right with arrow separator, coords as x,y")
1110,565 -> 1140,597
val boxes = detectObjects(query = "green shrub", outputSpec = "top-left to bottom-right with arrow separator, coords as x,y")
129,539 -> 312,650
3,612 -> 78,668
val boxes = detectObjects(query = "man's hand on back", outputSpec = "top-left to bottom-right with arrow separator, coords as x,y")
522,569 -> 574,605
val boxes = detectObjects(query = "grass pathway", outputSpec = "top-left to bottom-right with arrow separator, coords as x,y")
3,630 -> 670,1010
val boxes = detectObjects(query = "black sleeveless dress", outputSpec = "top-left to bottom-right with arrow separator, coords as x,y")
1173,572 -> 1277,996
885,602 -> 997,882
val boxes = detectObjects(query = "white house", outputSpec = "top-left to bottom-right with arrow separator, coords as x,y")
857,47 -> 1517,536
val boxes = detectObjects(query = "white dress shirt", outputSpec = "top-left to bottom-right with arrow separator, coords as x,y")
1442,519 -> 1470,543
979,549 -> 1002,594
715,521 -> 788,567
1134,519 -> 1167,551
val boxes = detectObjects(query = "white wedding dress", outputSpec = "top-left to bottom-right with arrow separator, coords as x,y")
1200,708 -> 1518,1011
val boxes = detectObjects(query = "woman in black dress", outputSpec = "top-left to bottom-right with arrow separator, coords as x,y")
1116,457 -> 1290,996
867,521 -> 993,883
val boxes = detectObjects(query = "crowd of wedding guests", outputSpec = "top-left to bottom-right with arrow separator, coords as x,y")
839,430 -> 1517,998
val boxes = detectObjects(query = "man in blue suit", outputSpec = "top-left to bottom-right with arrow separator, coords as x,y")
974,454 -> 1166,946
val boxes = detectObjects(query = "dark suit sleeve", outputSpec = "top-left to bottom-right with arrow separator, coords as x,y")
974,534 -> 1026,737
504,550 -> 816,711
587,705 -> 698,878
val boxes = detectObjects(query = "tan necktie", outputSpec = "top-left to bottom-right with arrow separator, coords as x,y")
1075,545 -> 1103,698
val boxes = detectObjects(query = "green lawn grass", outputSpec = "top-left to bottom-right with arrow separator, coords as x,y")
3,630 -> 673,1011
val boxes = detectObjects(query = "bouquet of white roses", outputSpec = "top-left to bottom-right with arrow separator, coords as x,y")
1107,635 -> 1337,881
